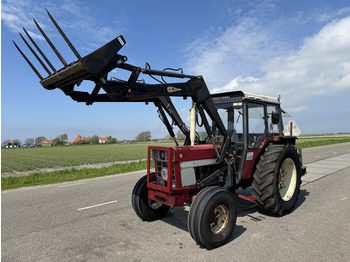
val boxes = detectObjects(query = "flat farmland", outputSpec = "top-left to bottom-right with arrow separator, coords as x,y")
2,135 -> 350,174
1,142 -> 173,173
296,134 -> 350,148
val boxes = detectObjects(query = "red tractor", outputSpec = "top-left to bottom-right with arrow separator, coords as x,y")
14,10 -> 306,249
132,91 -> 305,249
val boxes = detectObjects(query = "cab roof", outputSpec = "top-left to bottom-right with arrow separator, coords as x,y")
211,90 -> 280,104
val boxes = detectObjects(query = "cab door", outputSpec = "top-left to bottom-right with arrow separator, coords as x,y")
241,102 -> 268,179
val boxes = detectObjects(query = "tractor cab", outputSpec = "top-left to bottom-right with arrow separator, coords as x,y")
212,91 -> 283,143
211,91 -> 287,184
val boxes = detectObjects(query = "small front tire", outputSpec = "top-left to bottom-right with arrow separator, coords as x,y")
132,175 -> 170,221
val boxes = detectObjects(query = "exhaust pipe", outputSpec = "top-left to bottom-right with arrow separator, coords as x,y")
190,102 -> 196,146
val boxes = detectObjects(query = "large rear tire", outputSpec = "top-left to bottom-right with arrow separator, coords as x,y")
188,186 -> 237,249
132,175 -> 170,221
252,143 -> 302,216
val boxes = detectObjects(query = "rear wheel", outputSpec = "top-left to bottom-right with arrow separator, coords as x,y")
132,175 -> 170,221
188,186 -> 237,249
252,144 -> 302,216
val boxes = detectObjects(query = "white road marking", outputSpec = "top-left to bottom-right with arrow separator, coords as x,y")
58,182 -> 86,188
78,200 -> 117,211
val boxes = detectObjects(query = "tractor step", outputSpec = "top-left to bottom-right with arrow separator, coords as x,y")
234,193 -> 259,202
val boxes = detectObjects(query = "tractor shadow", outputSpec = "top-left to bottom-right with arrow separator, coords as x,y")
160,186 -> 309,246
233,186 -> 309,218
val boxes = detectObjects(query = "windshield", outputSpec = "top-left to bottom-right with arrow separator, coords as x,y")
212,101 -> 282,149
247,103 -> 266,148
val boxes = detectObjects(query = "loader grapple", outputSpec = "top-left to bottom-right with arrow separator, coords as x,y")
40,35 -> 126,90
13,9 -> 126,91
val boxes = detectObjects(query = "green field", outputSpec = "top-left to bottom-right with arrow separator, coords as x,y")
2,135 -> 350,174
2,135 -> 350,190
1,142 -> 174,173
295,135 -> 350,148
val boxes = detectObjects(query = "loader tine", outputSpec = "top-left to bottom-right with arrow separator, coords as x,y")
13,40 -> 43,80
33,19 -> 68,67
23,27 -> 57,73
19,33 -> 52,75
46,9 -> 81,60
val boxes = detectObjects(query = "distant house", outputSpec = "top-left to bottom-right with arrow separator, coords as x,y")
41,139 -> 52,146
5,141 -> 20,148
99,137 -> 108,144
71,135 -> 85,144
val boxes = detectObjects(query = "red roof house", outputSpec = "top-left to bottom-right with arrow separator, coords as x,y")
71,135 -> 85,144
41,138 -> 52,146
99,137 -> 108,143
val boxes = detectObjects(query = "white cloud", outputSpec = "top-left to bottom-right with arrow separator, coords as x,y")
212,76 -> 261,93
313,7 -> 350,23
185,17 -> 287,90
1,0 -> 46,39
1,0 -> 123,48
262,16 -> 350,103
186,13 -> 350,112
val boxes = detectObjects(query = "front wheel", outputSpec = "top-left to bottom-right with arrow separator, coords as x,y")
132,175 -> 170,221
188,187 -> 237,249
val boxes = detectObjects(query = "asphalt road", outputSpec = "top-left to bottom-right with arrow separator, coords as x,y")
2,143 -> 350,262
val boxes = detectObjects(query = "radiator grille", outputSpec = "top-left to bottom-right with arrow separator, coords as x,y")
150,149 -> 175,188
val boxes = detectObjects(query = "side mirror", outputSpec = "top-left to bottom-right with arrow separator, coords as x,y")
271,111 -> 280,124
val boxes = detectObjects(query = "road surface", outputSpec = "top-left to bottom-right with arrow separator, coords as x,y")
2,142 -> 350,261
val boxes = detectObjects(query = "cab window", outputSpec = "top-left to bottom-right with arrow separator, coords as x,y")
248,103 -> 265,148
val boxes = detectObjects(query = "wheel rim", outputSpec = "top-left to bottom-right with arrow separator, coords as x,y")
210,204 -> 229,234
147,199 -> 162,209
278,158 -> 297,201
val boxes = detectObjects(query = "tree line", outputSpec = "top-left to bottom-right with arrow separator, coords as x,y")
2,134 -> 118,147
2,131 -> 155,147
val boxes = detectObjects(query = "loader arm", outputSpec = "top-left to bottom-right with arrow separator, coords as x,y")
61,65 -> 230,159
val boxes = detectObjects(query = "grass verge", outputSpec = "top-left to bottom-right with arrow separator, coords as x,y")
2,161 -> 148,190
296,137 -> 350,148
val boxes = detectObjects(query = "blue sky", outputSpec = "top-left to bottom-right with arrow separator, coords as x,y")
2,0 -> 350,143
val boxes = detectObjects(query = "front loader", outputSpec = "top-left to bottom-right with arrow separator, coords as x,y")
14,10 -> 306,249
